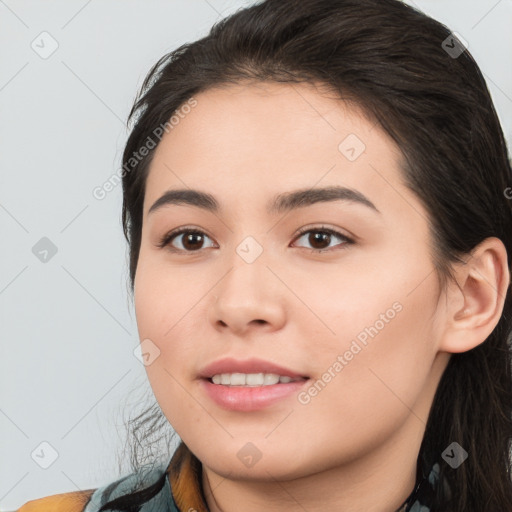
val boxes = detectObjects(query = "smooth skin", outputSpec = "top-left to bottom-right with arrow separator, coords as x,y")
133,81 -> 510,512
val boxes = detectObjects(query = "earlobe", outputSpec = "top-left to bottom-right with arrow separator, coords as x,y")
439,237 -> 510,354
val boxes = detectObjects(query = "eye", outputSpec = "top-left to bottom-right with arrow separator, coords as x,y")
291,226 -> 354,253
157,227 -> 216,253
157,225 -> 354,254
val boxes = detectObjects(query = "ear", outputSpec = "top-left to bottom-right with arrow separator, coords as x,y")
439,237 -> 510,354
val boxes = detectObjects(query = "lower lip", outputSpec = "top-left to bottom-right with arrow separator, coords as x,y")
200,378 -> 310,412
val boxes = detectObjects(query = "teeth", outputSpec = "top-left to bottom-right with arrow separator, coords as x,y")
264,373 -> 280,385
210,373 -> 302,386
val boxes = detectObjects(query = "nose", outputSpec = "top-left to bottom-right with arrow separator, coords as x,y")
208,263 -> 286,336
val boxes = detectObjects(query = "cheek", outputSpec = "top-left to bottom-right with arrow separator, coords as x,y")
134,258 -> 204,411
316,242 -> 438,363
304,267 -> 439,429
134,253 -> 190,341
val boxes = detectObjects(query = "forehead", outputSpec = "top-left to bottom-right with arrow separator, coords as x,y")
143,81 -> 414,219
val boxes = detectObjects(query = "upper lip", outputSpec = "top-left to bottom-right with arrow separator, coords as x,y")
198,357 -> 309,380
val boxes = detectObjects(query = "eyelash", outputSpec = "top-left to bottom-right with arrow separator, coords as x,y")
157,225 -> 354,254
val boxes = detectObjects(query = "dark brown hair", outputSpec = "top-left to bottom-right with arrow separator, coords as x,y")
105,0 -> 512,510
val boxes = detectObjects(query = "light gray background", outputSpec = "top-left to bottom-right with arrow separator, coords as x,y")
1,1 -> 511,510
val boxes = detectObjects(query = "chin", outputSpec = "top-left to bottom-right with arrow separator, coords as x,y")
201,449 -> 312,482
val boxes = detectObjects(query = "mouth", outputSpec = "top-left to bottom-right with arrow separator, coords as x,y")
197,357 -> 310,411
200,373 -> 311,412
205,373 -> 309,387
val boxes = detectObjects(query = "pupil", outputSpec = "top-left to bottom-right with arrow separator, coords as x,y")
310,232 -> 329,249
184,232 -> 202,250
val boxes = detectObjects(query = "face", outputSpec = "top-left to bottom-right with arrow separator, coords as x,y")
134,81 -> 450,481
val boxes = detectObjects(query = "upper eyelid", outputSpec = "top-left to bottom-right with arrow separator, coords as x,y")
294,225 -> 353,240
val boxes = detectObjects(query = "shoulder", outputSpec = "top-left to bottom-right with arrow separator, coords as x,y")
16,464 -> 173,512
16,489 -> 95,512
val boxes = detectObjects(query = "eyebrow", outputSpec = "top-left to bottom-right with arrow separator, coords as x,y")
147,186 -> 381,217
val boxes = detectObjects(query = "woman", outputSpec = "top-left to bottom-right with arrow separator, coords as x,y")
17,0 -> 512,510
